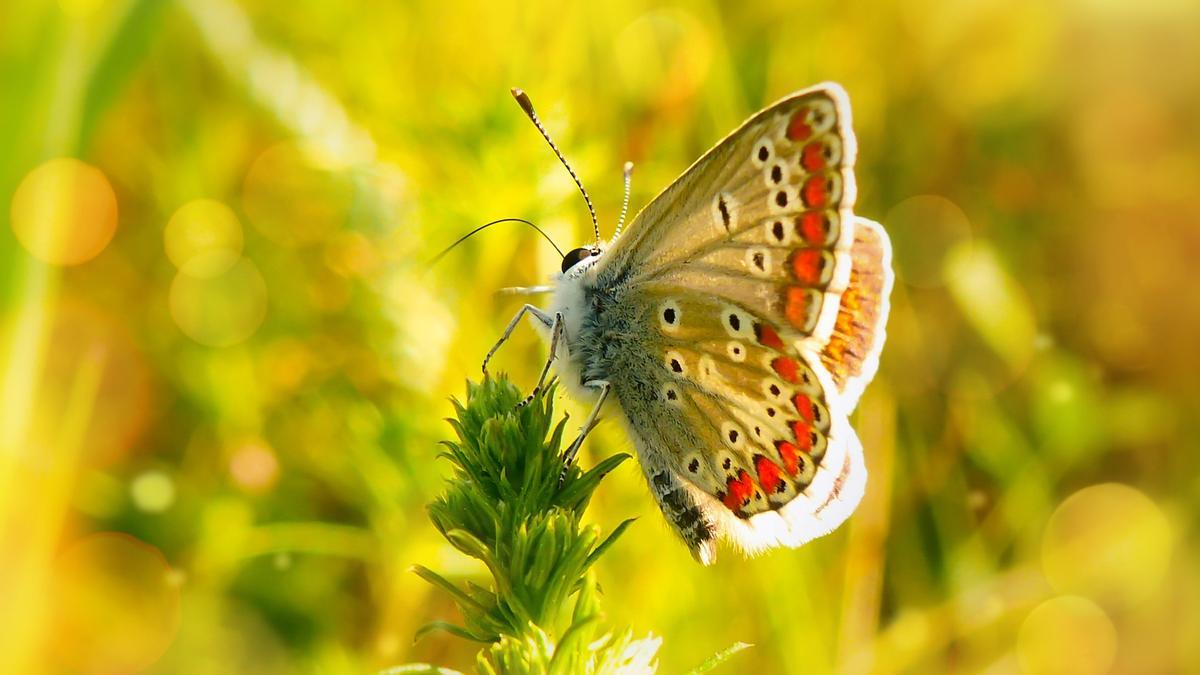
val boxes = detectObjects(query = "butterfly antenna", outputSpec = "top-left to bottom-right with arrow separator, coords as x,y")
511,88 -> 601,248
429,217 -> 565,268
613,161 -> 633,239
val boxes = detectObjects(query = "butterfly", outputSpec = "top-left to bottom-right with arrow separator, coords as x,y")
483,83 -> 893,565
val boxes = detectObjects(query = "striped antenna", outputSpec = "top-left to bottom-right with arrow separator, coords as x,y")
511,88 -> 601,248
613,161 -> 634,240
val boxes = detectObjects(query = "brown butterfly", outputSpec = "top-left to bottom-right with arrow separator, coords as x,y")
486,83 -> 892,564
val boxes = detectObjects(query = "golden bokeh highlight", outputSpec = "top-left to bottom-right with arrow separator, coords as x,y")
242,141 -> 354,246
885,195 -> 972,288
49,533 -> 181,674
164,199 -> 244,278
10,158 -> 118,266
1017,596 -> 1117,675
229,441 -> 280,494
1042,483 -> 1172,608
169,257 -> 268,347
131,470 -> 176,513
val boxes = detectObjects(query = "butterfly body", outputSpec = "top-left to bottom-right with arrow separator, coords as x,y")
515,83 -> 892,565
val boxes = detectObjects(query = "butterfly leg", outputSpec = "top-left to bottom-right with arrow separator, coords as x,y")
481,304 -> 554,377
559,379 -> 611,485
516,312 -> 566,409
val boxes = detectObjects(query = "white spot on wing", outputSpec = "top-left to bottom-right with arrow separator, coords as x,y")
751,137 -> 775,169
764,218 -> 792,245
746,247 -> 771,278
712,192 -> 739,235
727,341 -> 746,362
768,186 -> 798,215
720,421 -> 745,450
763,159 -> 790,188
721,307 -> 751,338
659,299 -> 681,333
664,350 -> 687,377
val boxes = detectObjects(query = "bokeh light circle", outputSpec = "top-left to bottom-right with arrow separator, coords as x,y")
1017,595 -> 1116,675
164,199 -> 243,278
10,158 -> 118,266
1042,483 -> 1172,607
229,441 -> 279,493
131,470 -> 176,513
242,141 -> 354,246
169,257 -> 268,347
50,532 -> 181,673
884,195 -> 972,289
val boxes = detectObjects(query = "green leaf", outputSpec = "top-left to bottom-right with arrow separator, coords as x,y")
547,614 -> 599,674
413,621 -> 494,644
411,565 -> 489,612
583,517 -> 636,571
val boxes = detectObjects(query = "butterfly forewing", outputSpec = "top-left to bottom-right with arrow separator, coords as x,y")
601,84 -> 859,350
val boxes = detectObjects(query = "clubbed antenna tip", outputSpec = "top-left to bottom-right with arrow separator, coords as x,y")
510,86 -> 601,247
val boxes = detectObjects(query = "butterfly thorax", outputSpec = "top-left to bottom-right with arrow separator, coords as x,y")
547,251 -> 635,400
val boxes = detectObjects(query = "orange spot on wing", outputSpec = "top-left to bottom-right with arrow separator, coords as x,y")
756,322 -> 784,350
785,287 -> 813,329
802,176 -> 829,208
787,111 -> 812,141
755,455 -> 783,494
776,441 -> 800,475
801,142 -> 826,172
792,393 -> 815,423
795,211 -> 827,245
791,421 -> 815,451
771,356 -> 800,383
790,249 -> 824,285
724,470 -> 755,510
722,490 -> 739,510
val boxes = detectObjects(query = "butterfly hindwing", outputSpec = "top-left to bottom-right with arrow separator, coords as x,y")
820,216 -> 894,411
614,286 -> 865,557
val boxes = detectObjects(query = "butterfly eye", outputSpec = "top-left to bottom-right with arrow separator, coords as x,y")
560,247 -> 593,273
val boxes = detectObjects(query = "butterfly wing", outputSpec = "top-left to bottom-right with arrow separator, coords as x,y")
601,84 -> 861,354
819,216 -> 893,410
592,83 -> 891,560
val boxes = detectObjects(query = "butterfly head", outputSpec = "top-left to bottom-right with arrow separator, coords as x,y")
560,245 -> 603,279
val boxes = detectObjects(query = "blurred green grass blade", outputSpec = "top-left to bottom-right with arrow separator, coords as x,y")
77,0 -> 169,151
379,665 -> 465,675
413,621 -> 492,645
684,641 -> 753,674
411,565 -> 489,613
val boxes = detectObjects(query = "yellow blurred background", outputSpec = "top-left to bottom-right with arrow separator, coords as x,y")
2,0 -> 1198,673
